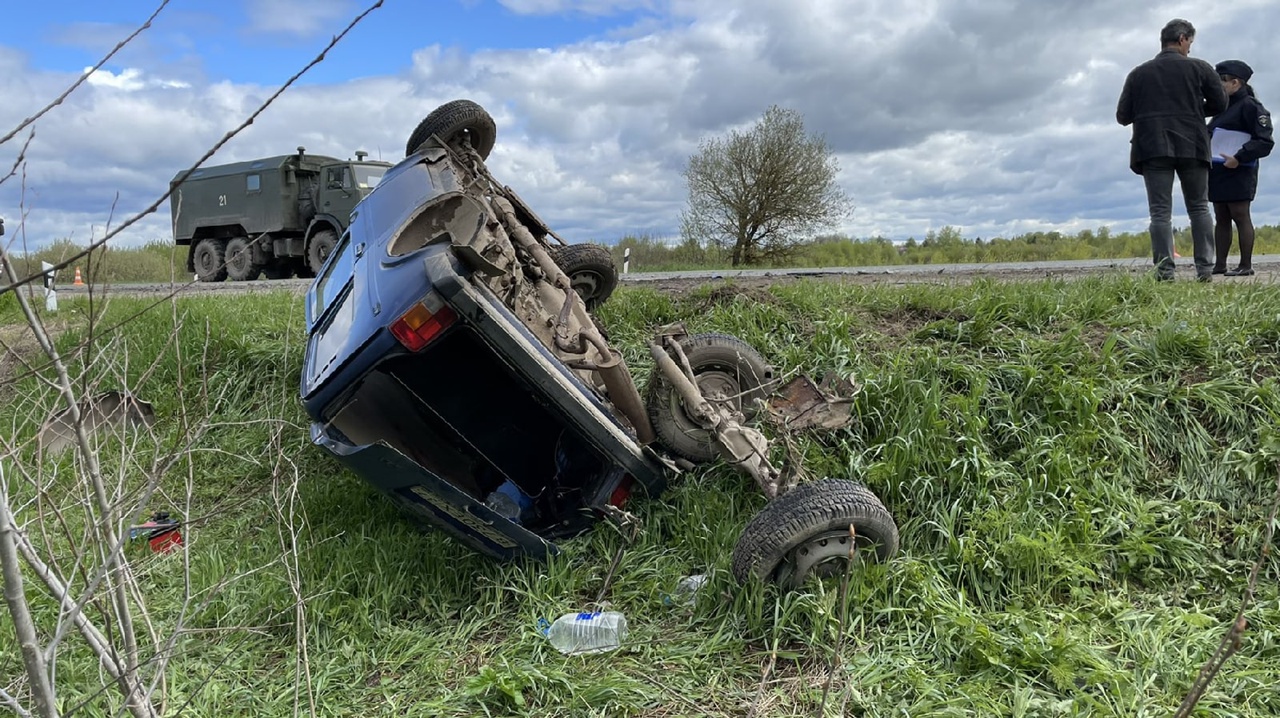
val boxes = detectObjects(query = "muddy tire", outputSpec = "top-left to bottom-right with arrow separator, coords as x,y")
192,238 -> 227,282
406,99 -> 497,160
553,243 -> 618,310
645,333 -> 773,463
731,479 -> 898,590
307,229 -> 338,274
225,237 -> 260,281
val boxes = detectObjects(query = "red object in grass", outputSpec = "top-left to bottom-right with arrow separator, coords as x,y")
147,527 -> 183,553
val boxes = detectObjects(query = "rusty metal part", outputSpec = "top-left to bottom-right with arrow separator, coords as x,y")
489,194 -> 655,445
766,375 -> 857,432
648,336 -> 782,498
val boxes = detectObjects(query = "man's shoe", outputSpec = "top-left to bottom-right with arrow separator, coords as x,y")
1225,267 -> 1255,276
1196,274 -> 1212,283
1212,266 -> 1227,275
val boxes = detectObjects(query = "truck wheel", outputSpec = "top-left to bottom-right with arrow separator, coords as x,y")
192,239 -> 228,282
731,479 -> 899,590
552,243 -> 618,310
307,229 -> 338,274
406,99 -> 497,160
645,333 -> 773,463
224,237 -> 261,281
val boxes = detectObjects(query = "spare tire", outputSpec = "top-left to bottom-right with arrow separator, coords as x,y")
731,479 -> 898,590
406,99 -> 497,159
645,333 -> 773,463
552,243 -> 618,311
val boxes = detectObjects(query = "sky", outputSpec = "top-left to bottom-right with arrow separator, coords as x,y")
1,0 -> 1278,252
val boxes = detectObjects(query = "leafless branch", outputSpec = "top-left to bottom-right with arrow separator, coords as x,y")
0,685 -> 33,718
816,523 -> 858,717
0,463 -> 57,718
1173,464 -> 1280,717
0,132 -> 34,193
0,1 -> 173,148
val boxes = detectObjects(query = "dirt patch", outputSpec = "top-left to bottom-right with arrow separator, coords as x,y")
0,324 -> 41,386
862,306 -> 971,339
693,283 -> 783,311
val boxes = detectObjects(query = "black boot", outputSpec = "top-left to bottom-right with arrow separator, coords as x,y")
1225,266 -> 1255,276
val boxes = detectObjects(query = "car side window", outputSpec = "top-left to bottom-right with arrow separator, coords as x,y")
313,229 -> 356,317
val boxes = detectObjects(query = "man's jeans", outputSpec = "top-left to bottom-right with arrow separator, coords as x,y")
1142,157 -> 1214,278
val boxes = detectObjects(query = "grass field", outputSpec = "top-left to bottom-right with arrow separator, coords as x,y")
2,271 -> 1280,717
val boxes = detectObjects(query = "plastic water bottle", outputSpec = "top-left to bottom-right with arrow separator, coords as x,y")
543,611 -> 628,655
671,574 -> 708,605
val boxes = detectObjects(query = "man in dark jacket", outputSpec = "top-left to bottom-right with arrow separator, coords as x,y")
1117,18 -> 1228,281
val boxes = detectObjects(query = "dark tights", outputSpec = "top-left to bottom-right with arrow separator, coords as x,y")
1214,201 -> 1255,269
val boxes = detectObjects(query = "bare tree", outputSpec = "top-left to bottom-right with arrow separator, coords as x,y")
679,105 -> 852,267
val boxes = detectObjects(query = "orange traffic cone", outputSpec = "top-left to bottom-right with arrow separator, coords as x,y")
73,267 -> 84,286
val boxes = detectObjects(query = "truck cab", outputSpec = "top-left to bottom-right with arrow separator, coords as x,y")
315,155 -> 387,221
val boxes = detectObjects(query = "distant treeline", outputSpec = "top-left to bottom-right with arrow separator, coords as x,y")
5,224 -> 1280,287
611,224 -> 1280,272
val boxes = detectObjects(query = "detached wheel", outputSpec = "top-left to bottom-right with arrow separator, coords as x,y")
645,333 -> 773,463
307,229 -> 338,274
224,237 -> 260,281
553,243 -> 618,310
731,479 -> 899,590
191,238 -> 227,282
406,99 -> 497,159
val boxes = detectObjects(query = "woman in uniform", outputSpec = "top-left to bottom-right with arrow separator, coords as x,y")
1209,59 -> 1274,276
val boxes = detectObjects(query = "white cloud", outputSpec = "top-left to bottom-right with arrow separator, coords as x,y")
498,0 -> 659,15
84,67 -> 191,91
243,0 -> 356,37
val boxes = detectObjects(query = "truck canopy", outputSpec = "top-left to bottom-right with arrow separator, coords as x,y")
169,153 -> 345,187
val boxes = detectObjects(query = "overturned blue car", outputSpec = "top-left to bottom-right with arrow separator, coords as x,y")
299,100 -> 900,590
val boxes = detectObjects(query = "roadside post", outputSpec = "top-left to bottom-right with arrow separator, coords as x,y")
41,261 -> 57,312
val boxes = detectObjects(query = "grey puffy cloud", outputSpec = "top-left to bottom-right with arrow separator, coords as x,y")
3,1 -> 1279,255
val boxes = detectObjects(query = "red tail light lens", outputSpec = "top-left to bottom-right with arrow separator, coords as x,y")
390,296 -> 457,351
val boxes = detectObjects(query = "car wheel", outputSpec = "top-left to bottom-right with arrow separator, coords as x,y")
645,332 -> 773,463
192,238 -> 228,282
405,99 -> 497,160
552,243 -> 618,310
224,237 -> 260,281
731,479 -> 899,590
307,229 -> 338,274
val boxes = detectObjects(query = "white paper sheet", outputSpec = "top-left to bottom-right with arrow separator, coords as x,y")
1211,128 -> 1252,160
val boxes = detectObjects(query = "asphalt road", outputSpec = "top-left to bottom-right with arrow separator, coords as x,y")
39,253 -> 1280,298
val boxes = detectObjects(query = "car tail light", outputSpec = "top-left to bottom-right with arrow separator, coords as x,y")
390,294 -> 457,351
608,475 -> 634,508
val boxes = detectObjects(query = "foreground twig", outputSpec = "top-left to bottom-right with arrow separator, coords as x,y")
1172,465 -> 1280,717
0,463 -> 57,718
816,523 -> 857,717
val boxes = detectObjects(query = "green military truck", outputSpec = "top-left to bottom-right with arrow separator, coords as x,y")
170,147 -> 394,281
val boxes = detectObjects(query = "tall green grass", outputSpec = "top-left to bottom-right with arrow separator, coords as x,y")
2,273 -> 1279,716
